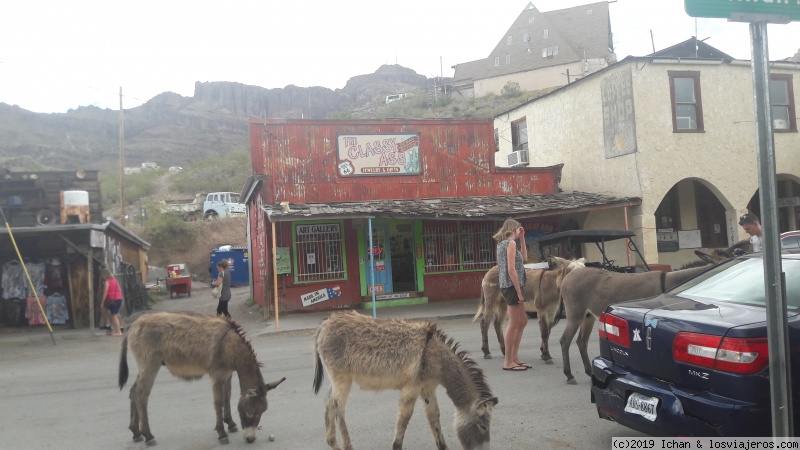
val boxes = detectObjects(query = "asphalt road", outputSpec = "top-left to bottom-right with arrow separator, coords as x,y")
0,314 -> 646,449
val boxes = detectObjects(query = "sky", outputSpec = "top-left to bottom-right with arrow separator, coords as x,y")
1,0 -> 799,114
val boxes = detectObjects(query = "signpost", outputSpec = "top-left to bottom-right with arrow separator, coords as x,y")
685,0 -> 800,23
685,0 -> 796,437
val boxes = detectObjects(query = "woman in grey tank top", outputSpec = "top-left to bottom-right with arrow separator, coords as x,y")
493,218 -> 530,371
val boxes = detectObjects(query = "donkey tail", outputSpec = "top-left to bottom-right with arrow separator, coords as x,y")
472,290 -> 485,323
552,294 -> 565,327
118,335 -> 129,390
313,340 -> 324,395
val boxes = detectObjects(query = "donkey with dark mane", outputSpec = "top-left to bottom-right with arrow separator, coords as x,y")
118,311 -> 286,446
556,241 -> 748,384
472,257 -> 585,362
313,311 -> 498,450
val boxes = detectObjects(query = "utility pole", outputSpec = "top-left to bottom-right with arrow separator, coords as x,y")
119,87 -> 125,225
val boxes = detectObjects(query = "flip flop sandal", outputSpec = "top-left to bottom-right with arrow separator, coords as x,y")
502,365 -> 528,371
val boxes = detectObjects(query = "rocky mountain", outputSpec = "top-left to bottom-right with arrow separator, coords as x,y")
0,65 -> 433,172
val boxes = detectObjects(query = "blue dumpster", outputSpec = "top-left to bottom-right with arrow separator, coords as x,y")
209,245 -> 250,286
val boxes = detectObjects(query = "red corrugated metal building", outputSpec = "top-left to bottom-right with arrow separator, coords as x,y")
240,118 -> 637,314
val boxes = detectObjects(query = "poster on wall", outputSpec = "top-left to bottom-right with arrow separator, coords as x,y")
336,133 -> 421,177
601,69 -> 637,159
301,286 -> 342,307
275,247 -> 291,274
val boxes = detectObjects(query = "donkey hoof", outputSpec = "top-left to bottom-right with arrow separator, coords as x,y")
545,359 -> 554,365
566,378 -> 577,385
219,436 -> 230,445
133,436 -> 144,442
228,425 -> 238,433
145,438 -> 158,446
483,354 -> 492,359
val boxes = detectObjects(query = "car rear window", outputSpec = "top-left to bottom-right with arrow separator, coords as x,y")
672,258 -> 800,309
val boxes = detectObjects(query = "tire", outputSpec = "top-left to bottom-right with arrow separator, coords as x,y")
204,210 -> 219,220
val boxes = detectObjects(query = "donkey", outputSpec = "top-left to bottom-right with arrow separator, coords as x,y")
556,242 -> 748,384
313,311 -> 498,450
472,257 -> 585,361
118,311 -> 286,446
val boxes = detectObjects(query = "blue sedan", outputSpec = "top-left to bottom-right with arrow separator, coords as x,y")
591,250 -> 800,436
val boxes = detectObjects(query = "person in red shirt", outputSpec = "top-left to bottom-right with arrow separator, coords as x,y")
101,268 -> 124,336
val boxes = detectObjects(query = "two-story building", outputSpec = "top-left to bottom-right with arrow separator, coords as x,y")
494,45 -> 800,267
452,1 -> 614,98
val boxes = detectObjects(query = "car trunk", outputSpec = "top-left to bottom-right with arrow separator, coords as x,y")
605,294 -> 787,403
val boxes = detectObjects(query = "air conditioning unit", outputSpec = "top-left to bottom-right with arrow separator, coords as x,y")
507,150 -> 530,167
676,116 -> 696,130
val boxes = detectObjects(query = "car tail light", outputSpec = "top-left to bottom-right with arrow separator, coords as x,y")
673,332 -> 769,375
598,313 -> 630,347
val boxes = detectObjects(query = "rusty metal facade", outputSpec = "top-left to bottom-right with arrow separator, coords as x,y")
247,118 -> 563,313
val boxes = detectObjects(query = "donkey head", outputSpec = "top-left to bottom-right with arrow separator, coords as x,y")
455,396 -> 498,450
238,377 -> 286,443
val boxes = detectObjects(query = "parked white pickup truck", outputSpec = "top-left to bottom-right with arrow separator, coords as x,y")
160,192 -> 246,220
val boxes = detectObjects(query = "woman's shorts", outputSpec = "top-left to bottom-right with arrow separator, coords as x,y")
501,287 -> 522,306
105,299 -> 122,315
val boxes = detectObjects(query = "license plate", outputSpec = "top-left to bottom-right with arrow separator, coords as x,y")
624,392 -> 659,421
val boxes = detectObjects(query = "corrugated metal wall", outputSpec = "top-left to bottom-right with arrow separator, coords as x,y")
250,119 -> 560,203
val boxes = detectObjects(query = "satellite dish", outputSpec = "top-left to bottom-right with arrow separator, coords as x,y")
75,169 -> 86,179
36,209 -> 57,226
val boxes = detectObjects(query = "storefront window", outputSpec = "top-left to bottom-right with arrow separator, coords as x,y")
423,221 -> 497,272
294,222 -> 345,282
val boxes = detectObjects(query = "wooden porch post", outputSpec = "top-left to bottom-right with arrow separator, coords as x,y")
88,247 -> 95,332
272,221 -> 279,330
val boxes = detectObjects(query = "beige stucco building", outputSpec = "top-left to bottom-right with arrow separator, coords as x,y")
494,55 -> 800,268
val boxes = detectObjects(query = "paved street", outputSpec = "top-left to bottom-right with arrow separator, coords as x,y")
0,288 -> 646,449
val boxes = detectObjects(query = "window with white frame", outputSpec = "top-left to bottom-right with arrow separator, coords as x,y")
543,29 -> 549,39
495,56 -> 500,67
523,33 -> 529,43
668,70 -> 704,132
422,221 -> 497,273
506,55 -> 511,64
511,118 -> 528,151
770,74 -> 797,132
529,16 -> 535,24
294,222 -> 345,282
507,35 -> 512,45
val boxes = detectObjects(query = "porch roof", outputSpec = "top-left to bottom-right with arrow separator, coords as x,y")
262,191 -> 641,222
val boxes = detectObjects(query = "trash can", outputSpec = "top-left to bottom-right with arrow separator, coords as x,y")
209,245 -> 250,286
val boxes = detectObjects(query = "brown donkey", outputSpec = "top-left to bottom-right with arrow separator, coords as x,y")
472,257 -> 585,361
118,311 -> 285,446
313,311 -> 498,450
557,244 -> 748,384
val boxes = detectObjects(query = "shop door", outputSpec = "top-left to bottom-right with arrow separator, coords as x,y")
366,225 -> 392,294
389,222 -> 416,292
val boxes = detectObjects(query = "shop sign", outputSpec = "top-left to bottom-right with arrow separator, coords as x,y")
301,285 -> 342,307
337,133 -> 421,176
368,284 -> 384,294
275,247 -> 291,274
297,223 -> 340,235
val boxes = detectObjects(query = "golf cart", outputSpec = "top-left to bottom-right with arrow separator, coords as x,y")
536,229 -> 651,273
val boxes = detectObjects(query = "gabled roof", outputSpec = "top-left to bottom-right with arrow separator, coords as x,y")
262,191 -> 641,222
453,1 -> 612,83
649,37 -> 733,59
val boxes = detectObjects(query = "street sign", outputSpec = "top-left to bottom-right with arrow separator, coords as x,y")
685,0 -> 800,23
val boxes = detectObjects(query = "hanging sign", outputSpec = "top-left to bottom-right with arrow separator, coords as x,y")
337,133 -> 421,176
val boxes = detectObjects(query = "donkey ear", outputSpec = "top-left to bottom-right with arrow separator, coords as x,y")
694,249 -> 723,265
479,397 -> 499,409
265,377 -> 286,392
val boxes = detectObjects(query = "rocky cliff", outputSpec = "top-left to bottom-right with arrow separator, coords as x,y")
0,65 -> 433,172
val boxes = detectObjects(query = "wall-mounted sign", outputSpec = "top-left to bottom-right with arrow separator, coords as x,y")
375,261 -> 386,271
297,223 -> 340,235
678,230 -> 702,249
337,133 -> 421,176
601,69 -> 637,159
275,247 -> 291,274
301,286 -> 342,307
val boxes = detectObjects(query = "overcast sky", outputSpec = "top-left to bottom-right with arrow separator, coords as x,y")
1,0 -> 799,114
